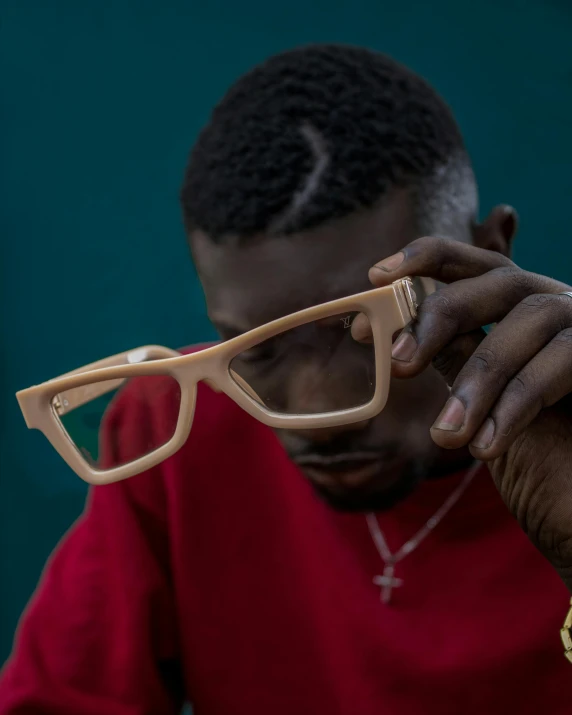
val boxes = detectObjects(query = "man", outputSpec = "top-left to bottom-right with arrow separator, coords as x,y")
2,44 -> 572,714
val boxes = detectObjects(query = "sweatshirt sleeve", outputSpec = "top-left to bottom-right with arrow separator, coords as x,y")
0,376 -> 185,714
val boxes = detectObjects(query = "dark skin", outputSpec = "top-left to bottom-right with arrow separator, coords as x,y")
362,233 -> 572,593
192,188 -> 572,592
192,190 -> 459,511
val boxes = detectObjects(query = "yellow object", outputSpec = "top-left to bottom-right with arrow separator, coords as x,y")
560,598 -> 572,664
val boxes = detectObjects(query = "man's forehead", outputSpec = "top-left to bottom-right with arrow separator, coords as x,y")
191,190 -> 417,329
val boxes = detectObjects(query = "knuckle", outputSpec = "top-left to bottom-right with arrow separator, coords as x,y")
406,236 -> 443,265
421,291 -> 459,325
559,294 -> 572,319
466,346 -> 509,383
520,293 -> 570,330
409,235 -> 449,266
521,292 -> 556,309
470,346 -> 495,373
507,372 -> 532,396
412,235 -> 443,252
489,266 -> 537,297
552,327 -> 572,349
502,370 -> 544,413
507,364 -> 544,400
488,264 -> 520,281
522,293 -> 551,308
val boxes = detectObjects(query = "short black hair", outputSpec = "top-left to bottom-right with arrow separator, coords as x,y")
181,43 -> 476,241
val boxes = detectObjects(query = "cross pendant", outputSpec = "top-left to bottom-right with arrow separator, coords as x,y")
373,564 -> 403,605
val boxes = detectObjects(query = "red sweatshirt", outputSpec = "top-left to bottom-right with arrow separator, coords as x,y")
1,361 -> 570,714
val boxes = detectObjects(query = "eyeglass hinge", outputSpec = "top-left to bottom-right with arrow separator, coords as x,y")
399,277 -> 418,321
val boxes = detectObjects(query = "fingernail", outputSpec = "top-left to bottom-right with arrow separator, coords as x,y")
391,332 -> 417,362
432,396 -> 465,432
372,252 -> 405,272
471,418 -> 495,450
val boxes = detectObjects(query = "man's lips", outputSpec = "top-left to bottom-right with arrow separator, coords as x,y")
294,452 -> 400,489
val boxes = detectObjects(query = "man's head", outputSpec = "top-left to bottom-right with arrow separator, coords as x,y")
181,44 -> 516,511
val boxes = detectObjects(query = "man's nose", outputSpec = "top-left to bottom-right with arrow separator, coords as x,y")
289,418 -> 371,444
286,359 -> 373,414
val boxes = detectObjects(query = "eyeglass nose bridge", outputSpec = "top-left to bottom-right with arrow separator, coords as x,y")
184,346 -> 271,406
174,349 -> 228,395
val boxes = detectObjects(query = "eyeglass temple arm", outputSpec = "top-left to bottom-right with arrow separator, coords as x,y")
50,281 -> 436,417
52,345 -> 182,416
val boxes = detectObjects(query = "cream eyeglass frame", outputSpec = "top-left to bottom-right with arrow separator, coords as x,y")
16,277 -> 427,486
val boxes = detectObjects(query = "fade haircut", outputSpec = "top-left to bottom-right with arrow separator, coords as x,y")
181,44 -> 478,242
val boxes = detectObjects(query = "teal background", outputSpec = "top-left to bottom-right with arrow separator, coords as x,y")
1,0 -> 572,668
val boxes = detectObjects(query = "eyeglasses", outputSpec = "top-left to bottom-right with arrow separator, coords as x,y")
16,277 -> 429,485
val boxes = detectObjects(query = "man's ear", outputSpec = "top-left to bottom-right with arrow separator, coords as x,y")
472,205 -> 518,258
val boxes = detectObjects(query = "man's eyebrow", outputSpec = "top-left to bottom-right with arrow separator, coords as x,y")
210,317 -> 249,339
213,311 -> 357,340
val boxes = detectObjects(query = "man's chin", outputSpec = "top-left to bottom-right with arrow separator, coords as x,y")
308,462 -> 425,513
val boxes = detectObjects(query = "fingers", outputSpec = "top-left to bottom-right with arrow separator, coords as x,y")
470,329 -> 572,459
391,272 -> 569,379
353,236 -> 548,350
357,235 -> 572,461
429,293 -> 572,454
429,330 -> 486,387
369,235 -> 515,286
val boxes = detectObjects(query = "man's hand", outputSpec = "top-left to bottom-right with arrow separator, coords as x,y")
363,236 -> 572,591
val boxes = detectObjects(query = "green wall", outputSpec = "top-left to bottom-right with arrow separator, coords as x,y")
1,0 -> 571,663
